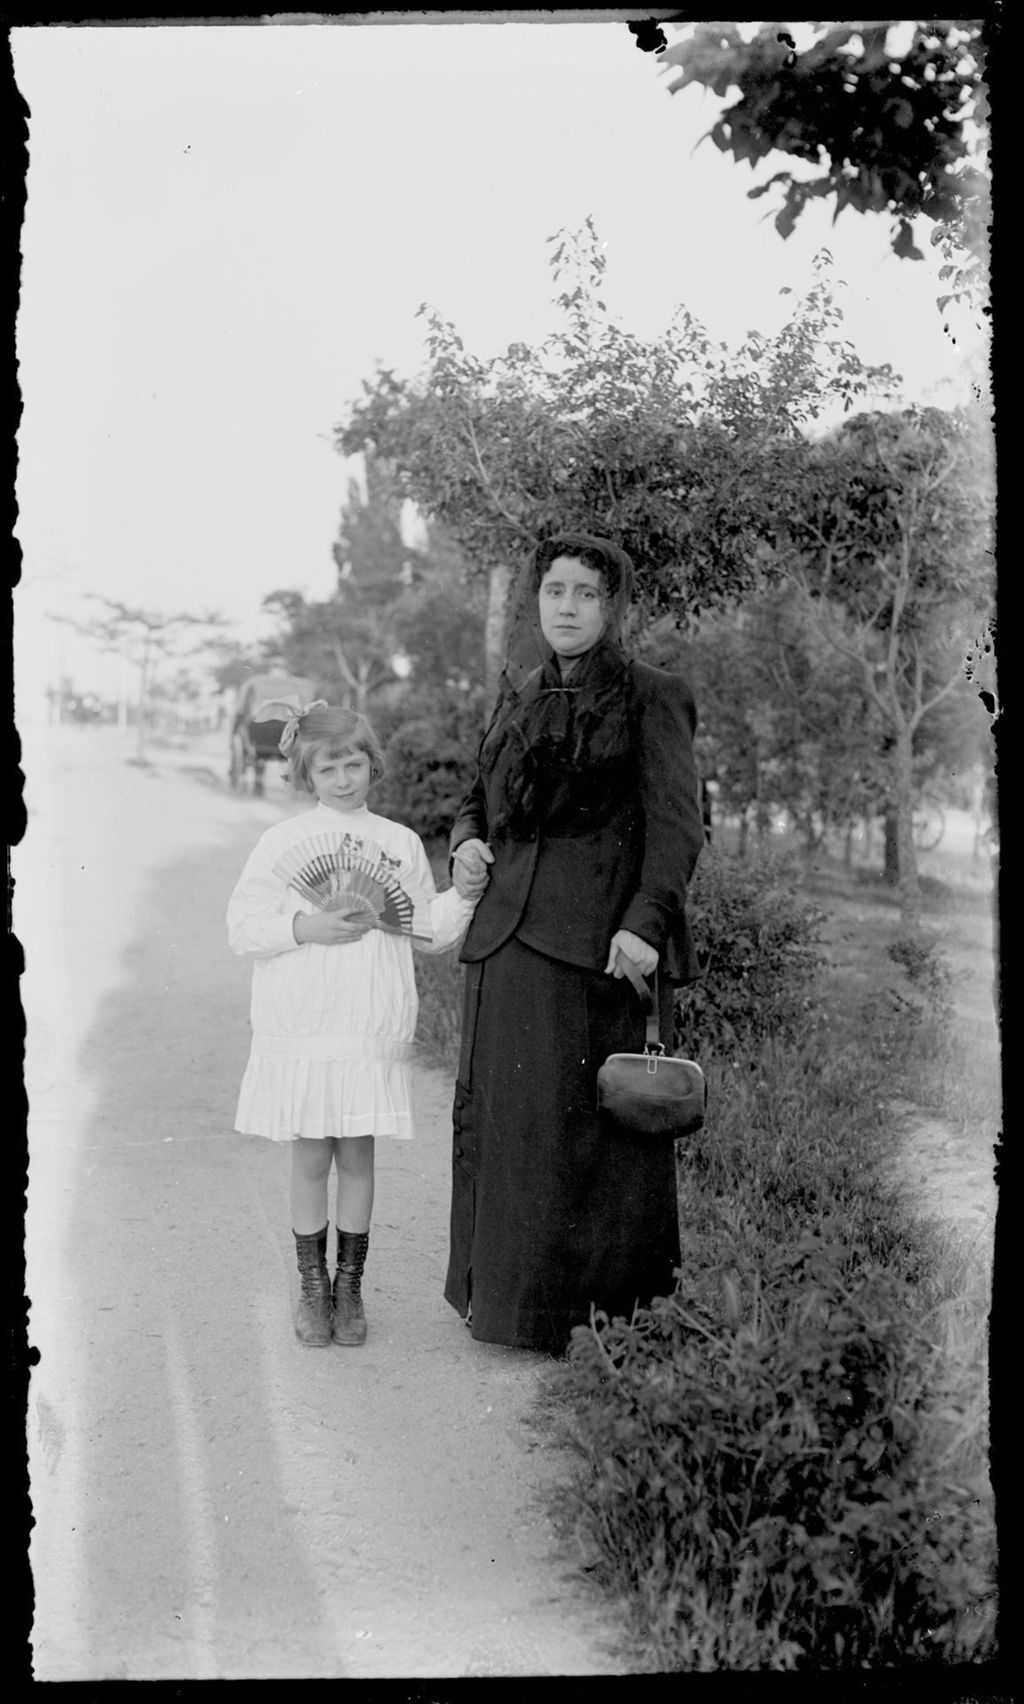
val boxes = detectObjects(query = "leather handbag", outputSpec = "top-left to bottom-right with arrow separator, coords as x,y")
597,958 -> 707,1139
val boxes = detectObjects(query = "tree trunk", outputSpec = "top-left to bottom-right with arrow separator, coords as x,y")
843,820 -> 855,869
331,641 -> 357,710
883,807 -> 899,887
738,810 -> 749,860
484,562 -> 512,704
754,764 -> 768,849
798,812 -> 819,864
891,728 -> 922,931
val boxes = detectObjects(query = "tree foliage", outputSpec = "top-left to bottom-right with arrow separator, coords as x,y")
262,457 -> 427,714
336,221 -> 894,692
770,405 -> 994,924
676,592 -> 889,857
661,19 -> 990,284
48,595 -> 226,757
329,225 -> 990,890
260,467 -> 488,838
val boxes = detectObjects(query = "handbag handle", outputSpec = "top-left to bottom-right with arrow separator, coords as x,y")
611,951 -> 664,1052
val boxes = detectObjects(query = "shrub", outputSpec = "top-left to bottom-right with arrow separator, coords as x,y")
886,933 -> 954,1018
542,1027 -> 996,1671
555,1254 -> 994,1671
372,715 -> 477,844
678,1035 -> 936,1315
675,850 -> 826,1055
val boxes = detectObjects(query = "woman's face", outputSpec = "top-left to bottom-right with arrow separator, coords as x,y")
538,556 -> 608,659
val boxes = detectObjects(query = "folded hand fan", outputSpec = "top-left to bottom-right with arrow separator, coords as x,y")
273,832 -> 432,940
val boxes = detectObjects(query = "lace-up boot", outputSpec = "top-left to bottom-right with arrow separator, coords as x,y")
293,1225 -> 333,1347
332,1230 -> 369,1345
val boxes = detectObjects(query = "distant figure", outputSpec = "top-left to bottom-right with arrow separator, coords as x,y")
445,533 -> 704,1354
227,703 -> 478,1347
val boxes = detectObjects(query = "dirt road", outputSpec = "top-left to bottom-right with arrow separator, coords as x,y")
20,725 -> 630,1680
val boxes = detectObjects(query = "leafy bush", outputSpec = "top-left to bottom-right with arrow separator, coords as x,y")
675,850 -> 826,1055
372,715 -> 477,844
542,1027 -> 996,1671
886,933 -> 954,1017
557,1257 -> 993,1671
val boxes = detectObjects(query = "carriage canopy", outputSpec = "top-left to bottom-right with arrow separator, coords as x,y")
232,673 -> 317,730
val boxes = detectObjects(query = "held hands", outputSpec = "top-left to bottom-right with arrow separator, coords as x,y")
293,909 -> 375,946
605,928 -> 659,981
452,838 -> 494,901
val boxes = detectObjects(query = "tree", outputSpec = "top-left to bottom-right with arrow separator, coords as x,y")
47,596 -> 225,758
770,405 -> 994,928
332,452 -> 415,598
336,222 -> 893,699
661,19 -> 990,292
209,638 -> 265,697
663,593 -> 887,861
260,503 -> 488,839
261,458 -> 421,713
386,566 -> 487,731
263,481 -> 486,732
258,586 -> 392,716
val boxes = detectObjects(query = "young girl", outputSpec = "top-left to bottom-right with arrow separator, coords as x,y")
227,701 -> 479,1348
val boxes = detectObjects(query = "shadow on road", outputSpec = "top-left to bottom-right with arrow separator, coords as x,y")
28,749 -> 629,1681
31,810 -> 357,1678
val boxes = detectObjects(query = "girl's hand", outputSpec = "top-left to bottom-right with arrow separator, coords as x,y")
293,910 -> 375,946
605,928 -> 659,980
452,838 -> 494,900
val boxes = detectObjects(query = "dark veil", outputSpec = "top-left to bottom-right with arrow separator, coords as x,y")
500,531 -> 637,694
481,533 -> 639,840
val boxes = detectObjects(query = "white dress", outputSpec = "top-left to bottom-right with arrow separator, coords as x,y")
227,802 -> 475,1141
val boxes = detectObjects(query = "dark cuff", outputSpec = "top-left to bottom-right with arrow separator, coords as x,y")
619,894 -> 673,952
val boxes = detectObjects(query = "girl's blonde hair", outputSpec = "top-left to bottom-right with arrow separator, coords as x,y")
287,705 -> 387,795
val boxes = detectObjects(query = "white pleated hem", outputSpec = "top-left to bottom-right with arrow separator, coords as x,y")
234,1050 -> 416,1142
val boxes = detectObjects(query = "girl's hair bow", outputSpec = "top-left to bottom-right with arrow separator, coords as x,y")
253,696 -> 328,755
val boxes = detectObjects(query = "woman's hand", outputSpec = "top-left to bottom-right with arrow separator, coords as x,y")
293,910 -> 375,946
605,928 -> 659,980
452,838 -> 494,900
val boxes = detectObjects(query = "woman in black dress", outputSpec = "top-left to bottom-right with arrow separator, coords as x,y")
446,533 -> 704,1353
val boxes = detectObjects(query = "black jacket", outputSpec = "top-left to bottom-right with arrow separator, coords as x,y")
450,658 -> 704,982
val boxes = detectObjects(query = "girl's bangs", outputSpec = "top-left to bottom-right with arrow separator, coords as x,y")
310,738 -> 365,764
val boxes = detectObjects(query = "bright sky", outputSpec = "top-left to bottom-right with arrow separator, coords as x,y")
13,17 -> 987,703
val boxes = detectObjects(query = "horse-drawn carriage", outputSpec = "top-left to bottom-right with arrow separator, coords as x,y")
228,672 -> 316,796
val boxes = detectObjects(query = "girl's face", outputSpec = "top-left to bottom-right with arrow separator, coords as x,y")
308,743 -> 373,813
538,556 -> 608,658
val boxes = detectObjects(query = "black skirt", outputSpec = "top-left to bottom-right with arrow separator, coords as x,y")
444,936 -> 681,1353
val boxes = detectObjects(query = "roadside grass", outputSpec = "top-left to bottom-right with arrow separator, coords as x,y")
807,859 -> 1000,1141
413,830 -> 999,1672
414,948 -> 465,1073
413,840 -> 466,1072
540,836 -> 998,1671
538,1010 -> 996,1670
807,837 -> 997,1520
